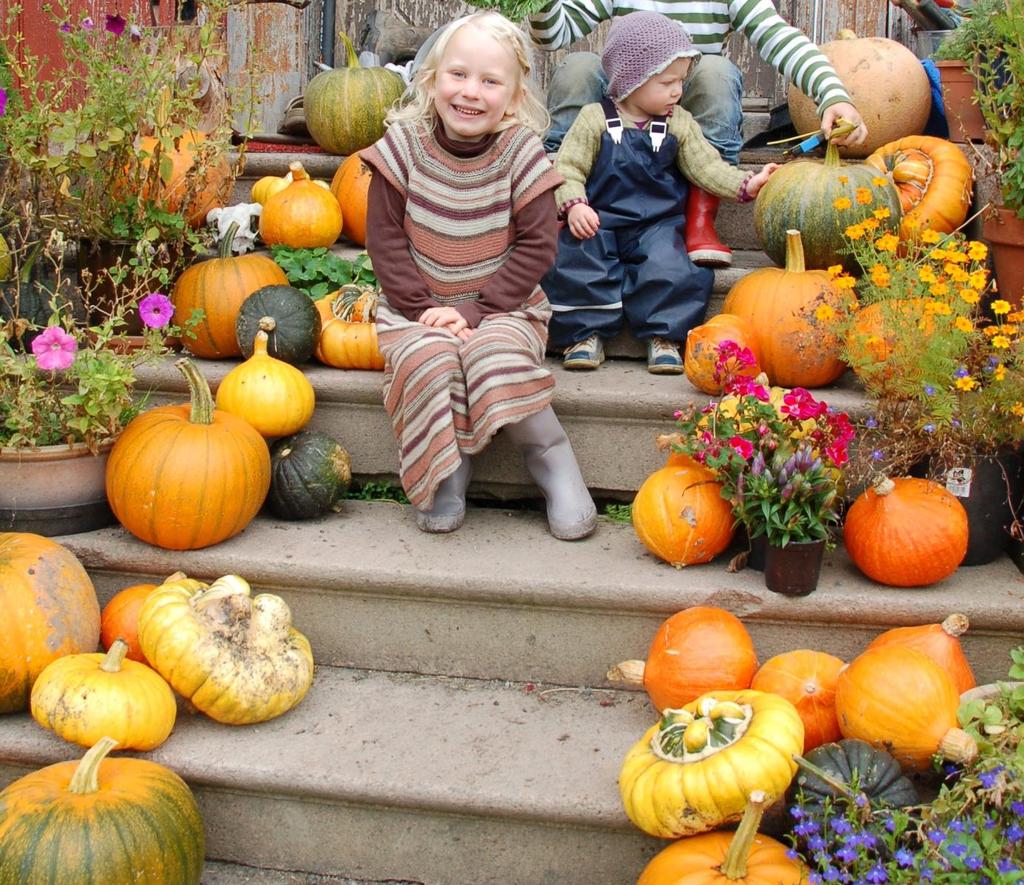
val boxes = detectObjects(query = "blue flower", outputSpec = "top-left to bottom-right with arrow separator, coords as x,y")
927,827 -> 946,845
923,423 -> 936,433
882,816 -> 896,833
946,841 -> 968,858
965,854 -> 984,871
1006,822 -> 1024,842
836,845 -> 859,863
854,794 -> 869,808
924,384 -> 936,395
998,859 -> 1019,874
865,863 -> 888,883
790,805 -> 805,820
955,366 -> 970,378
795,819 -> 821,836
865,416 -> 878,428
894,848 -> 915,867
786,848 -> 800,860
871,449 -> 884,460
949,819 -> 967,833
808,835 -> 827,852
832,817 -> 854,835
1012,800 -> 1024,816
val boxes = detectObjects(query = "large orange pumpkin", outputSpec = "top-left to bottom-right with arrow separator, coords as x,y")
865,136 -> 973,239
106,359 -> 271,550
260,161 -> 343,249
722,230 -> 847,388
172,222 -> 289,359
632,453 -> 736,567
751,650 -> 845,752
610,606 -> 759,712
0,533 -> 101,713
137,130 -> 231,227
865,614 -> 976,695
835,646 -> 977,772
330,153 -> 372,246
843,477 -> 968,587
683,313 -> 761,395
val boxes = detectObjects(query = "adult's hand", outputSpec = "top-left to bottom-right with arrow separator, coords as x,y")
821,102 -> 868,148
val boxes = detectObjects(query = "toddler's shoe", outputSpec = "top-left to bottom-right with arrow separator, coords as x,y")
562,334 -> 604,370
647,337 -> 684,375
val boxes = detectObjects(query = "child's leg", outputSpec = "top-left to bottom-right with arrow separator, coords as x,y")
414,452 -> 472,533
544,52 -> 607,152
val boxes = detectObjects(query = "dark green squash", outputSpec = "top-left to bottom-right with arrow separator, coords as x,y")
236,284 -> 321,364
788,738 -> 919,811
268,431 -> 352,520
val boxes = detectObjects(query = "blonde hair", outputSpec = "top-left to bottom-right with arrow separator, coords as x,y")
387,11 -> 550,136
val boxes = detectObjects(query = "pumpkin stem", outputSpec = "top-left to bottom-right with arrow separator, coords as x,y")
193,574 -> 252,611
175,358 -> 216,425
252,330 -> 270,357
606,660 -> 645,688
100,639 -> 129,673
942,613 -> 970,637
872,476 -> 896,497
783,230 -> 806,273
67,737 -> 119,795
719,790 -> 768,879
165,570 -> 188,584
219,221 -> 239,259
338,30 -> 359,69
939,728 -> 979,764
823,139 -> 842,168
288,160 -> 310,183
793,753 -> 862,803
258,315 -> 278,333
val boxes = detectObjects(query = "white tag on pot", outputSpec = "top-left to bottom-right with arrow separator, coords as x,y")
946,466 -> 973,498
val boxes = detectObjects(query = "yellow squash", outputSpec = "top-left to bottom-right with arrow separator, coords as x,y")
620,689 -> 804,839
137,573 -> 314,725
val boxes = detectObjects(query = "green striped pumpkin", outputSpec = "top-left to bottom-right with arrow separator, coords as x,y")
304,32 -> 405,156
0,737 -> 204,884
268,430 -> 352,520
754,140 -> 903,273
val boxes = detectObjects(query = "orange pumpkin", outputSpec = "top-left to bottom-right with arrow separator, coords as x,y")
722,230 -> 847,388
137,130 -> 231,227
330,153 -> 372,246
172,222 -> 289,359
0,533 -> 101,713
684,313 -> 761,395
843,477 -> 968,587
314,285 -> 385,370
100,582 -> 160,664
865,614 -> 976,695
751,650 -> 845,752
260,160 -> 343,248
865,136 -> 973,239
637,791 -> 808,884
835,646 -> 977,772
106,359 -> 271,550
844,298 -> 932,389
610,606 -> 758,712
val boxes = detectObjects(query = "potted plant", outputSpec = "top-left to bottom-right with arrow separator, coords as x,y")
667,343 -> 854,596
835,218 -> 1024,565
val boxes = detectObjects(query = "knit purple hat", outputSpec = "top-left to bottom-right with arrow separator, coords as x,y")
601,12 -> 701,101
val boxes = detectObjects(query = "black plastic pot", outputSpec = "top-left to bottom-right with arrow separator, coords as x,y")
763,539 -> 825,597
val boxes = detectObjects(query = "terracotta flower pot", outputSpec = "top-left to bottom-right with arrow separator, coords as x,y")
935,61 -> 986,144
983,207 -> 1024,308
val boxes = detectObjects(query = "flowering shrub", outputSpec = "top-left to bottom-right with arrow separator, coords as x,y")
833,218 -> 1022,478
668,344 -> 854,546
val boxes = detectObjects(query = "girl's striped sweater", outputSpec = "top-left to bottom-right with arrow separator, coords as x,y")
527,0 -> 852,114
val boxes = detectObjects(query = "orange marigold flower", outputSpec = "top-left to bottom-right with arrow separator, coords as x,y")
871,176 -> 889,188
855,188 -> 873,205
815,304 -> 835,321
968,241 -> 988,261
838,175 -> 849,185
1008,311 -> 1024,323
930,283 -> 951,298
992,299 -> 1011,315
959,288 -> 980,305
833,196 -> 852,210
871,270 -> 891,288
862,217 -> 880,231
955,376 -> 978,391
946,251 -> 968,264
955,316 -> 974,333
970,270 -> 989,289
835,275 -> 857,290
992,335 -> 1011,349
922,229 -> 942,244
924,299 -> 952,316
1012,403 -> 1024,417
984,325 -> 1001,337
905,216 -> 921,229
876,233 -> 899,252
929,249 -> 947,262
995,364 -> 1007,382
873,207 -> 891,219
827,264 -> 844,278
919,267 -> 937,284
949,267 -> 969,283
845,224 -> 865,239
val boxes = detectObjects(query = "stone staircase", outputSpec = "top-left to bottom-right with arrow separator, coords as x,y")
2,146 -> 1023,885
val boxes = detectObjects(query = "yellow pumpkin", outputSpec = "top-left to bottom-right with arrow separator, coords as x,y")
619,689 -> 804,838
137,573 -> 314,725
314,285 -> 386,370
30,640 -> 176,751
251,171 -> 292,205
215,329 -> 316,438
259,160 -> 343,248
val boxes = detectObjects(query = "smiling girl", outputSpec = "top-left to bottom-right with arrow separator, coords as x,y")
359,12 -> 598,541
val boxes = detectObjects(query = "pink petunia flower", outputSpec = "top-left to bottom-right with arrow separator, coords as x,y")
104,13 -> 126,36
0,87 -> 6,117
728,436 -> 754,459
31,326 -> 78,371
129,24 -> 142,40
138,292 -> 175,329
81,16 -> 94,29
59,22 -> 72,32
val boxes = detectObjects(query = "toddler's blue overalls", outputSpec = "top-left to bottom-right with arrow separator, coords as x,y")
543,99 -> 714,349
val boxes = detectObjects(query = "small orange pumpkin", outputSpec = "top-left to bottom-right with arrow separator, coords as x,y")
260,160 -> 343,248
609,606 -> 758,712
101,582 -> 162,664
843,298 -> 933,389
865,614 -> 976,695
722,230 -> 847,388
632,453 -> 735,568
684,313 -> 761,395
330,153 -> 372,246
751,650 -> 845,752
843,477 -> 968,587
314,285 -> 385,371
835,646 -> 977,772
136,130 -> 231,227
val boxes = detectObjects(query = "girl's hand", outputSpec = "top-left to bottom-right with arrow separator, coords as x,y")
567,203 -> 600,240
419,306 -> 468,337
821,102 -> 868,148
744,163 -> 781,199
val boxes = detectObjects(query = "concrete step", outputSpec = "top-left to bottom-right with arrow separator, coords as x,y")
202,860 -> 412,884
134,352 -> 869,499
0,666 -> 659,885
57,501 -> 1024,689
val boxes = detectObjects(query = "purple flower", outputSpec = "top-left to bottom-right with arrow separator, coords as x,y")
965,855 -> 983,871
129,24 -> 142,40
1011,800 -> 1024,816
835,845 -> 858,863
865,417 -> 878,429
998,859 -> 1019,874
0,87 -> 6,117
138,293 -> 174,329
865,863 -> 888,883
59,22 -> 72,32
923,423 -> 936,433
831,817 -> 854,835
81,16 -> 94,29
104,13 -> 126,35
31,326 -> 78,371
955,366 -> 970,378
895,848 -> 915,867
808,835 -> 827,852
871,449 -> 884,461
946,841 -> 968,858
927,827 -> 946,845
1007,823 -> 1024,842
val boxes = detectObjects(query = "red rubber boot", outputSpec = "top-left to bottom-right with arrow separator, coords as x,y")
685,186 -> 733,268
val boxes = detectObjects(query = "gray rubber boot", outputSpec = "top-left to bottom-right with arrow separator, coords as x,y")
503,407 -> 598,541
414,453 -> 472,533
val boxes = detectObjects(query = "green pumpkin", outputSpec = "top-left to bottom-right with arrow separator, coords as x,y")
0,737 -> 204,884
236,284 -> 322,364
304,33 -> 405,156
788,738 -> 919,812
754,140 -> 903,273
268,431 -> 352,520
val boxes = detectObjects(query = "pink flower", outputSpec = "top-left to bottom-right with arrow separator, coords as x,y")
104,13 -> 126,36
31,326 -> 78,371
59,22 -> 72,32
782,388 -> 827,420
139,292 -> 174,328
728,436 -> 754,459
81,16 -> 94,29
0,87 -> 6,117
728,377 -> 770,401
129,24 -> 142,40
